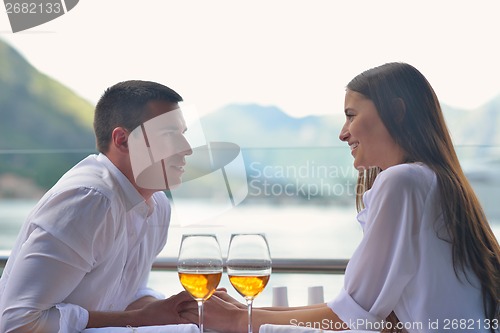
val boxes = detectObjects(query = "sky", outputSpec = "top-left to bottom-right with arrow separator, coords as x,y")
1,0 -> 500,118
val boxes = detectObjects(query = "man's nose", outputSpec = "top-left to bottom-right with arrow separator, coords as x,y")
181,136 -> 193,156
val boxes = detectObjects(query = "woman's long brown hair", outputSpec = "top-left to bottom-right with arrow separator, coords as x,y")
349,62 -> 499,332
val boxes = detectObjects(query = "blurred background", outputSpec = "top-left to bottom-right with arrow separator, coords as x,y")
1,0 -> 499,306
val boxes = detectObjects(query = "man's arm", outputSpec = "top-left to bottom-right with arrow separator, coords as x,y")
0,227 -> 92,333
0,227 -> 193,332
125,296 -> 158,311
87,292 -> 194,328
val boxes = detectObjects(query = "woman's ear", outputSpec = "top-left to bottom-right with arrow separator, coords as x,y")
111,127 -> 129,153
392,97 -> 406,123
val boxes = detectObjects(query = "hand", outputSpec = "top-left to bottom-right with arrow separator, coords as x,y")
138,291 -> 196,326
180,290 -> 246,333
212,289 -> 247,310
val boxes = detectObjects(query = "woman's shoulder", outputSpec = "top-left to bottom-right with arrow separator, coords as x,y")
375,162 -> 436,192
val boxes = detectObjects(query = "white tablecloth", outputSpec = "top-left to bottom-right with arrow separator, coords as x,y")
259,324 -> 379,333
82,324 -> 198,333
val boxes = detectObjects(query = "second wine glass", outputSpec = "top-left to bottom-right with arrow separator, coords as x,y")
178,234 -> 223,333
226,233 -> 272,333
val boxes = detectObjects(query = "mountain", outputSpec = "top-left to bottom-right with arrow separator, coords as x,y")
201,100 -> 500,152
201,104 -> 343,148
1,37 -> 499,210
442,97 -> 500,158
198,102 -> 500,216
199,101 -> 500,179
192,104 -> 356,204
0,38 -> 96,195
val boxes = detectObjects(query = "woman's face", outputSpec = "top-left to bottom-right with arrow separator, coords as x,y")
339,90 -> 406,170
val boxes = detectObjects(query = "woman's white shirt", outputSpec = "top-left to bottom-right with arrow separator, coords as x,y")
328,163 -> 486,332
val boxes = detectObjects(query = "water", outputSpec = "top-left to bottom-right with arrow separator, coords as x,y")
1,199 -> 499,307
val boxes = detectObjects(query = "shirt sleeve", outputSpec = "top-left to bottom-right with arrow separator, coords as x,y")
0,187 -> 113,333
328,165 -> 428,329
0,228 -> 90,333
31,187 -> 117,267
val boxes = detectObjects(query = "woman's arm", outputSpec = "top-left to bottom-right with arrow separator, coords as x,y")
213,290 -> 327,311
195,291 -> 344,333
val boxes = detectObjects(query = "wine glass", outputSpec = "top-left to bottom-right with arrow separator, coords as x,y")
178,234 -> 223,333
226,233 -> 272,333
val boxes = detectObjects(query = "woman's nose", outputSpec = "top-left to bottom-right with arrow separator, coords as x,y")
339,124 -> 350,142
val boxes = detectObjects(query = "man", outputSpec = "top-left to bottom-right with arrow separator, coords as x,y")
0,81 -> 194,332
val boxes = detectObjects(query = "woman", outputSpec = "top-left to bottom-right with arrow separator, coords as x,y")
194,63 -> 500,333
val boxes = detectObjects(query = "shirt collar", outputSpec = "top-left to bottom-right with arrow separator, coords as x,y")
97,153 -> 146,212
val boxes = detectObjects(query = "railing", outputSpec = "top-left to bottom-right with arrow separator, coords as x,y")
152,257 -> 348,274
0,252 -> 348,275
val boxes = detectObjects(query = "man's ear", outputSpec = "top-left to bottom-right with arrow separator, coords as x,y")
111,127 -> 129,153
392,97 -> 406,123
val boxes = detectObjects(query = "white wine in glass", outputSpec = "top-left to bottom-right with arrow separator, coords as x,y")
226,234 -> 272,333
178,234 -> 223,333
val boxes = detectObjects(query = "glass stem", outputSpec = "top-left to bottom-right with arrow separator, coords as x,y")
198,300 -> 204,333
246,298 -> 254,333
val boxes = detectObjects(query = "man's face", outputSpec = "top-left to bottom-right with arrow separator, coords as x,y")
128,100 -> 193,190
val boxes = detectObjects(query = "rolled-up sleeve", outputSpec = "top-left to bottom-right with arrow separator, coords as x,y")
0,228 -> 90,333
56,304 -> 89,333
0,188 -> 113,333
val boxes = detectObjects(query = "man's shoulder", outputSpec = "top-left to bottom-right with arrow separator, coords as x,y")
52,154 -> 116,199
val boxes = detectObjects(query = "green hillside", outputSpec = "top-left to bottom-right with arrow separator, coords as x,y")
0,38 -> 96,193
1,37 -> 498,205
